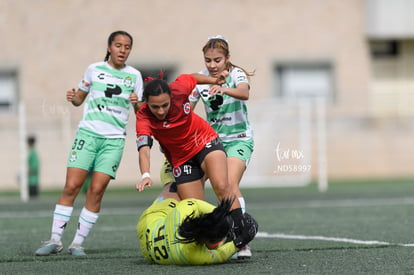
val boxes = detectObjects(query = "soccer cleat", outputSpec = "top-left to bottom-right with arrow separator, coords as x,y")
67,243 -> 86,256
35,240 -> 63,256
237,244 -> 252,259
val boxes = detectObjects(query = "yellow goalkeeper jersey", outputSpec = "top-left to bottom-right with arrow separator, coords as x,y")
137,198 -> 237,265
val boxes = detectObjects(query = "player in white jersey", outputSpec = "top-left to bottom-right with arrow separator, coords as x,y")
189,35 -> 255,259
35,30 -> 143,257
76,61 -> 142,138
191,67 -> 253,143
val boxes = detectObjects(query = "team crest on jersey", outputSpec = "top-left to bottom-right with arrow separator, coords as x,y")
173,167 -> 182,178
123,76 -> 133,88
190,89 -> 198,97
81,80 -> 90,87
69,151 -> 77,162
183,102 -> 191,114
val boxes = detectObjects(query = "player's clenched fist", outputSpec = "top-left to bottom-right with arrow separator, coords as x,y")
66,88 -> 76,102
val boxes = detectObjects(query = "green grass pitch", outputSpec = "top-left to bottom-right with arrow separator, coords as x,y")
2,179 -> 414,274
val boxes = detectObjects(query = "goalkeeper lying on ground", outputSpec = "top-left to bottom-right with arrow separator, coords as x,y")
136,183 -> 258,265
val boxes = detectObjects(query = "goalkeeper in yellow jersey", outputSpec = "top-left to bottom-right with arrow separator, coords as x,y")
136,183 -> 258,265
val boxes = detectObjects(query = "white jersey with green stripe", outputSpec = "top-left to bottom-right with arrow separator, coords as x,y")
77,61 -> 143,138
189,67 -> 253,142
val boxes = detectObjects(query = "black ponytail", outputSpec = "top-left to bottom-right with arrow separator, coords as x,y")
177,198 -> 235,245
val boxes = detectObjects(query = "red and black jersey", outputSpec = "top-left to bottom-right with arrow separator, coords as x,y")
136,74 -> 218,168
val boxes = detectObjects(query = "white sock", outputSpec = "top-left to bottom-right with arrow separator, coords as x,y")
72,207 -> 99,246
51,204 -> 73,242
238,197 -> 246,214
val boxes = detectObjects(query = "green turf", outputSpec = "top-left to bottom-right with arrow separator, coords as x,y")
2,179 -> 414,274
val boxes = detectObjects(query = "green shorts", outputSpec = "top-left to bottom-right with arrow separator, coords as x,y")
67,129 -> 125,179
222,139 -> 254,163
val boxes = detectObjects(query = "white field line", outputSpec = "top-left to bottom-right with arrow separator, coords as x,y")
0,207 -> 142,218
249,196 -> 414,209
3,196 -> 414,218
257,232 -> 414,247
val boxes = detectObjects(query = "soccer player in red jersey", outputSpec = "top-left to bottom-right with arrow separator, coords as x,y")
135,73 -> 248,234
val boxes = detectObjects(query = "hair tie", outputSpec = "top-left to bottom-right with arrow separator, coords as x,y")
144,76 -> 154,82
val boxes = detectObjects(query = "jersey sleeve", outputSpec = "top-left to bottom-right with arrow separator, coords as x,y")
188,87 -> 201,103
206,242 -> 238,264
175,74 -> 197,96
77,64 -> 93,92
136,108 -> 153,137
134,71 -> 144,101
180,241 -> 237,265
232,67 -> 249,87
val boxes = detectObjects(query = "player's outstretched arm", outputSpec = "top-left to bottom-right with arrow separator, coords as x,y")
191,72 -> 228,86
136,145 -> 152,192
